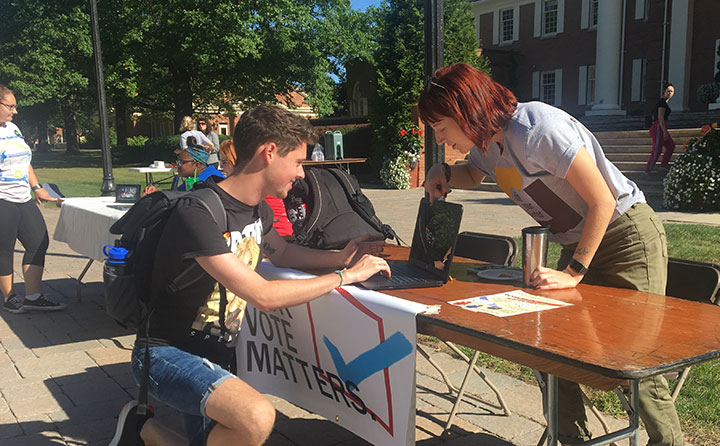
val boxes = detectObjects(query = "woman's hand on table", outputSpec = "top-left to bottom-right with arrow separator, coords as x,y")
33,188 -> 58,205
530,265 -> 583,290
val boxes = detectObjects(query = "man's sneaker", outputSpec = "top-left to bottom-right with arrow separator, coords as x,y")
3,294 -> 25,314
109,400 -> 154,446
22,294 -> 66,312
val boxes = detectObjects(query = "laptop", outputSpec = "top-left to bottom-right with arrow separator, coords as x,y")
108,184 -> 142,211
359,197 -> 463,290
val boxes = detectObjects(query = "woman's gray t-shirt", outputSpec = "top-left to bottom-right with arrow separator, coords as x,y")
468,101 -> 645,245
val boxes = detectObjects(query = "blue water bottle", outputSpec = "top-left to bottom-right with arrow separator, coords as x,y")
103,244 -> 129,274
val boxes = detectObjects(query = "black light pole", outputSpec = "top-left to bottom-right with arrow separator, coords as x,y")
89,0 -> 115,196
424,0 -> 444,175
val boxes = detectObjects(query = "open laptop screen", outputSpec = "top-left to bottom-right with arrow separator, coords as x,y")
408,197 -> 464,280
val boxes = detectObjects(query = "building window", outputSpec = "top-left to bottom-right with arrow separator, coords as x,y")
634,0 -> 648,20
542,71 -> 556,104
219,123 -> 229,136
500,8 -> 514,43
586,65 -> 596,104
543,0 -> 558,35
589,0 -> 599,28
631,58 -> 647,102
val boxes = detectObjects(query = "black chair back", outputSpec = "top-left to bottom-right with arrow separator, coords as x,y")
454,231 -> 518,267
666,257 -> 720,304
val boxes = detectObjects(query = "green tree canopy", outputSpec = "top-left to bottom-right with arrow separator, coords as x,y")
371,0 -> 489,176
0,0 -> 94,152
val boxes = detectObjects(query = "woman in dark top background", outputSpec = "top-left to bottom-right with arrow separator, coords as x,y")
646,83 -> 675,174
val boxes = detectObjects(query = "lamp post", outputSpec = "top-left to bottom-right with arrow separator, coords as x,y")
89,0 -> 115,196
424,0 -> 444,175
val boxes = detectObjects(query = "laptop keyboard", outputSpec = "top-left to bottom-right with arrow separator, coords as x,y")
386,263 -> 437,285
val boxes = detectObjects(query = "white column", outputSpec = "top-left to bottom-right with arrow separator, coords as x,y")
587,0 -> 626,115
667,0 -> 695,111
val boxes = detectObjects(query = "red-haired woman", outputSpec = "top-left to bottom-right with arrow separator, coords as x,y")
418,63 -> 682,445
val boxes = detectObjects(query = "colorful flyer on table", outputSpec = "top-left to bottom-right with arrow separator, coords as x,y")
449,290 -> 571,317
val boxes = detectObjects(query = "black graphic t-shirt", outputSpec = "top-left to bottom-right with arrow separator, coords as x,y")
142,178 -> 274,367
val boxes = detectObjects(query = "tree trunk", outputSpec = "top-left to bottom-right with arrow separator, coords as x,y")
172,68 -> 194,131
61,103 -> 80,153
115,95 -> 128,146
35,118 -> 50,153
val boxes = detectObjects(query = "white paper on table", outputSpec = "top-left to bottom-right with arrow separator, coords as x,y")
449,290 -> 571,317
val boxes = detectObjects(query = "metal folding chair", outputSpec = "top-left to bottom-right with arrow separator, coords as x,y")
663,257 -> 720,400
418,232 -> 517,431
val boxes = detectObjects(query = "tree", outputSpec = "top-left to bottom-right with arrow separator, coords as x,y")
371,0 -> 489,181
0,0 -> 95,153
106,0 -> 374,126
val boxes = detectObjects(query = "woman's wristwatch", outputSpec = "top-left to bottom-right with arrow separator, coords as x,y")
568,258 -> 589,275
31,184 -> 43,192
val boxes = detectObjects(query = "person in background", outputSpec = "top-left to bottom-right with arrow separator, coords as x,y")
179,116 -> 213,152
418,63 -> 682,446
646,83 -> 676,174
143,141 -> 225,196
0,84 -> 65,313
198,117 -> 220,167
218,139 -> 294,236
218,139 -> 235,173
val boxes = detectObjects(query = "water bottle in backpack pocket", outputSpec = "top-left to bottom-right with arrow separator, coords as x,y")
102,244 -> 142,329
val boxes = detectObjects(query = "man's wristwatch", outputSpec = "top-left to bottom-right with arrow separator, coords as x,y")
31,184 -> 42,191
568,258 -> 589,275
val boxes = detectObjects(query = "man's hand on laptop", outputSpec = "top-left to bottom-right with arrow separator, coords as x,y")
341,235 -> 386,267
345,254 -> 392,284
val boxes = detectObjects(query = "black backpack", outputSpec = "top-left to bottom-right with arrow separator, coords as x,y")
284,167 -> 399,249
103,187 -> 227,330
104,186 -> 228,416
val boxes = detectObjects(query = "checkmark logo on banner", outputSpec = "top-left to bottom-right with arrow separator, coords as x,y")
323,331 -> 413,389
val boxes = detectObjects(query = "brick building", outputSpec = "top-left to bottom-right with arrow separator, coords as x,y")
471,0 -> 720,116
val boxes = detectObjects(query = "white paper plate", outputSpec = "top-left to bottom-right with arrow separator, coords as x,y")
477,268 -> 523,281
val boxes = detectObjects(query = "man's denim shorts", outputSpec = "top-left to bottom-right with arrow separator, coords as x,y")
131,345 -> 234,445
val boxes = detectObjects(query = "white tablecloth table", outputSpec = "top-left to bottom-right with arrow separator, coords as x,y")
127,166 -> 174,186
53,197 -> 129,300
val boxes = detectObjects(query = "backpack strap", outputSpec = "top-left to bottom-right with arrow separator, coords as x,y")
189,188 -> 227,232
138,188 -> 227,415
325,168 -> 403,245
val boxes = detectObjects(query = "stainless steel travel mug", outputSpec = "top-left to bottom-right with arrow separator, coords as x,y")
522,226 -> 549,287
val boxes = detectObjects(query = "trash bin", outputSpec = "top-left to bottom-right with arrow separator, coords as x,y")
323,131 -> 344,160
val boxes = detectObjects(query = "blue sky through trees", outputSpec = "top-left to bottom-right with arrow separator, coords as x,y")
350,0 -> 380,10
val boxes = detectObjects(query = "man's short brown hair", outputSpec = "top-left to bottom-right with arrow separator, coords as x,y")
232,104 -> 316,172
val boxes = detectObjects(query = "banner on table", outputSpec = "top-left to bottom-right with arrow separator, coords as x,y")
237,262 -> 428,446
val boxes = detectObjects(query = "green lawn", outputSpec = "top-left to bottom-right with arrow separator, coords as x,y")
31,148 -> 720,444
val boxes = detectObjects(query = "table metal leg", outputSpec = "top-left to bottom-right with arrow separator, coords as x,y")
544,374 -> 559,446
76,258 -> 94,303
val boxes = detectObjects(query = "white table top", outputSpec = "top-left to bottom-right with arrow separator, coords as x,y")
53,197 -> 129,260
127,166 -> 173,173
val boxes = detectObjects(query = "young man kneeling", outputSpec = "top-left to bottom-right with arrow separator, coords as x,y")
110,104 -> 390,446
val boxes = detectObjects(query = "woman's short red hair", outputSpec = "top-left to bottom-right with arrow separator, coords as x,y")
418,63 -> 517,153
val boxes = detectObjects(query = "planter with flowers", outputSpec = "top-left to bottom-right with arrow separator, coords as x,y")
380,124 -> 423,189
663,123 -> 720,211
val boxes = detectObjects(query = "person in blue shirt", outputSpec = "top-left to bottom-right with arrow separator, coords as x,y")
175,143 -> 225,191
143,143 -> 225,195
